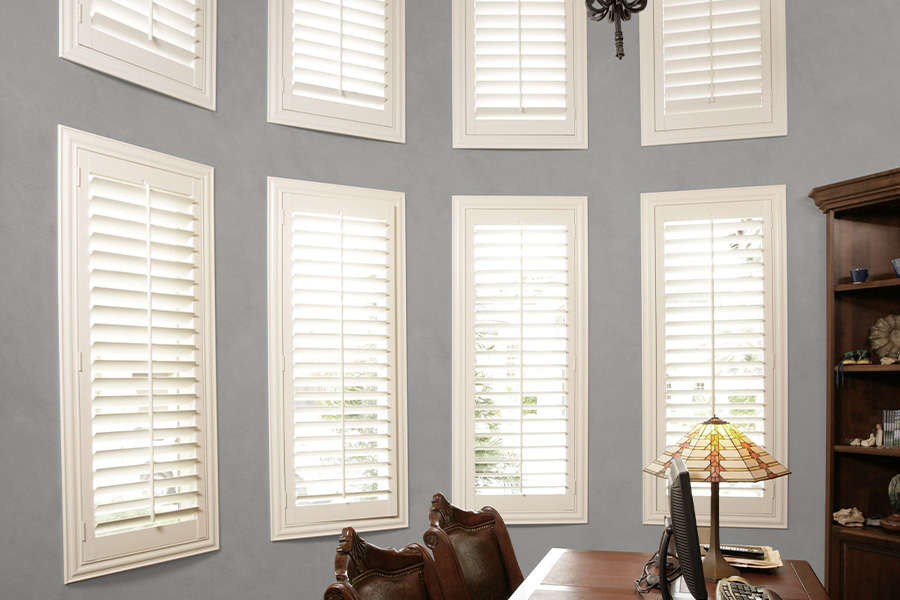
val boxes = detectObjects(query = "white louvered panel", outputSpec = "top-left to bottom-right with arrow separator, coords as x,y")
86,0 -> 202,86
472,0 -> 570,130
662,214 -> 767,496
472,224 -> 571,496
86,160 -> 202,537
290,210 -> 394,507
660,0 -> 767,129
290,0 -> 389,110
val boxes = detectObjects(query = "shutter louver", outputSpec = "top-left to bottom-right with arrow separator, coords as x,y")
473,0 -> 568,125
86,160 -> 204,536
291,0 -> 389,111
270,0 -> 404,141
659,0 -> 768,129
290,210 -> 395,508
86,0 -> 203,86
471,224 -> 572,498
62,0 -> 215,109
663,213 -> 767,498
464,0 -> 581,140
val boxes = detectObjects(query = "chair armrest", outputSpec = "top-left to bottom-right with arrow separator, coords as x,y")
323,581 -> 363,600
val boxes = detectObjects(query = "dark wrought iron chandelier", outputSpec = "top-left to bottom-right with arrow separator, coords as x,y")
585,0 -> 649,60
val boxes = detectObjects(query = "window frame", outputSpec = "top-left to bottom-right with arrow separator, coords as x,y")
640,184 -> 789,528
452,195 -> 588,524
267,0 -> 406,143
451,0 -> 588,149
58,126 -> 219,583
638,0 -> 787,146
59,0 -> 218,110
267,176 -> 408,540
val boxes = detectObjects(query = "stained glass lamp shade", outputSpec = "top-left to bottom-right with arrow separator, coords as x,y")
644,416 -> 790,580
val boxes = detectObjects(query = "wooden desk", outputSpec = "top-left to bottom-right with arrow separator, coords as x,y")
510,549 -> 830,600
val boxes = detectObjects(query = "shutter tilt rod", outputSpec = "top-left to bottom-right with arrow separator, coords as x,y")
148,0 -> 154,41
585,0 -> 649,60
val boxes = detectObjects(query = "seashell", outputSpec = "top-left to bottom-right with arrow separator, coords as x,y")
833,507 -> 865,527
868,314 -> 900,358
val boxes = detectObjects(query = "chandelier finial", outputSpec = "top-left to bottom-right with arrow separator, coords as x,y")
585,0 -> 649,60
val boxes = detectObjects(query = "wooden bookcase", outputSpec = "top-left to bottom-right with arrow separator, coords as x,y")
810,168 -> 900,599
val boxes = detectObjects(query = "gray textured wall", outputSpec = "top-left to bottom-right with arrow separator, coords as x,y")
2,1 -> 899,598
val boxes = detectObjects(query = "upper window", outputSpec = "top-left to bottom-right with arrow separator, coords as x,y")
58,126 -> 218,582
452,196 -> 588,524
452,0 -> 588,149
639,0 -> 787,145
60,0 -> 217,110
267,0 -> 406,143
267,177 -> 408,539
641,185 -> 788,528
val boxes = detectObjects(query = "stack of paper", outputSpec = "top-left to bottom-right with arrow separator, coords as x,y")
723,546 -> 783,570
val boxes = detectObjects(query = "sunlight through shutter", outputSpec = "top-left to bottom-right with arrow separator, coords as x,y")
658,0 -> 768,130
275,186 -> 405,532
454,197 -> 587,522
662,207 -> 770,498
467,0 -> 577,138
86,155 -> 205,536
290,210 -> 394,507
473,0 -> 569,127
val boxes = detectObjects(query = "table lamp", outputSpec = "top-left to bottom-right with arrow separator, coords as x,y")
644,416 -> 790,581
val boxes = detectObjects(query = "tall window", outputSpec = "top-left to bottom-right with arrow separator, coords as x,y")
452,0 -> 588,149
59,126 -> 218,582
268,0 -> 406,143
639,0 -> 787,145
641,185 -> 788,527
268,177 -> 407,539
60,0 -> 217,110
452,196 -> 588,523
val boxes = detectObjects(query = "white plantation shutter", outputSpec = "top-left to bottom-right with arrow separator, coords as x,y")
59,127 -> 217,582
663,211 -> 768,499
269,0 -> 406,142
61,0 -> 216,109
291,0 -> 389,112
659,0 -> 767,128
453,197 -> 588,523
453,0 -> 587,148
639,0 -> 786,145
641,187 -> 788,527
472,0 -> 569,129
268,178 -> 407,539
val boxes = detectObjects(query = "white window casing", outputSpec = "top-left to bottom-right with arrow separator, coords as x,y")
58,126 -> 218,583
268,177 -> 408,540
452,196 -> 588,524
641,185 -> 788,528
267,0 -> 406,143
639,0 -> 787,145
60,0 -> 217,110
452,0 -> 588,149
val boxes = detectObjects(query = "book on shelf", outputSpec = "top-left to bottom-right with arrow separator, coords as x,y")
883,409 -> 900,448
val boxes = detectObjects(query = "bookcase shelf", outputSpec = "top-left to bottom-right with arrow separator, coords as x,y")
834,445 -> 900,457
834,278 -> 900,293
811,167 -> 900,600
833,364 -> 900,372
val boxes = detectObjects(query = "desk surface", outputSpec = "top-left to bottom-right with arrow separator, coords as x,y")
510,549 -> 830,600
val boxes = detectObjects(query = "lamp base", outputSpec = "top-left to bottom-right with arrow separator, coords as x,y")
702,545 -> 739,582
704,481 -> 740,581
